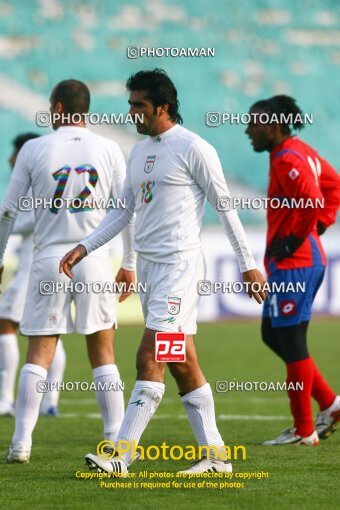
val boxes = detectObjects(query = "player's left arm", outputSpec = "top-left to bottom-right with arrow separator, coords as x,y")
0,145 -> 31,283
187,141 -> 267,304
316,157 -> 340,235
110,144 -> 136,302
269,158 -> 323,259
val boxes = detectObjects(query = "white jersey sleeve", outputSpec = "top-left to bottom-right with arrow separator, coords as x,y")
0,143 -> 31,265
12,211 -> 34,237
81,179 -> 136,256
12,188 -> 34,237
187,140 -> 257,272
110,145 -> 136,271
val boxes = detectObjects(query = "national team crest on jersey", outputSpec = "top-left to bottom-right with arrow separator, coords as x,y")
144,155 -> 156,173
167,296 -> 181,315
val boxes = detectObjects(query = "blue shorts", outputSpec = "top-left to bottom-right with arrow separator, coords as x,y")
263,265 -> 325,328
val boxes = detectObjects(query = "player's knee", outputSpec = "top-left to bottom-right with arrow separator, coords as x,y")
136,344 -> 156,374
168,360 -> 193,379
0,319 -> 18,335
276,324 -> 309,363
26,350 -> 56,370
86,343 -> 114,368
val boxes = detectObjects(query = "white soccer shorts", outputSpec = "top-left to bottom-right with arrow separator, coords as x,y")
20,253 -> 117,336
137,250 -> 205,335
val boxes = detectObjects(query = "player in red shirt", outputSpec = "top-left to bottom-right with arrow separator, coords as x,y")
246,95 -> 340,445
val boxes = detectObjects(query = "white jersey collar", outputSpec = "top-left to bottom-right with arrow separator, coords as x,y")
150,123 -> 181,142
56,126 -> 89,133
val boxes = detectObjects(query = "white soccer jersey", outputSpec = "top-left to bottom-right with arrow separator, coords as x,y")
81,124 -> 256,272
0,126 -> 134,268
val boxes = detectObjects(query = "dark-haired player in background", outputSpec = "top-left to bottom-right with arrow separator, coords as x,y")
246,95 -> 340,445
0,133 -> 66,418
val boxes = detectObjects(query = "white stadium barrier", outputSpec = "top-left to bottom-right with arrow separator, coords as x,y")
199,227 -> 340,320
3,226 -> 340,324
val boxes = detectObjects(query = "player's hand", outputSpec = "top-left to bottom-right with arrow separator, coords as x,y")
115,267 -> 136,302
59,244 -> 87,279
269,234 -> 303,260
317,220 -> 327,236
242,268 -> 267,304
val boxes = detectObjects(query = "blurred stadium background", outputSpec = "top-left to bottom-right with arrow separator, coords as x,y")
1,0 -> 340,321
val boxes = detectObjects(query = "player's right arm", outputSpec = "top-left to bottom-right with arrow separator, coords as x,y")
59,180 -> 136,278
0,144 -> 31,280
58,244 -> 88,279
110,144 -> 136,302
110,144 -> 136,272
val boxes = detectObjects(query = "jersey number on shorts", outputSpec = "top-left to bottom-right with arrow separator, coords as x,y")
268,294 -> 279,317
140,180 -> 155,204
50,164 -> 98,214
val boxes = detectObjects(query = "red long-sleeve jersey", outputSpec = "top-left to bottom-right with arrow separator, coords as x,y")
265,136 -> 340,274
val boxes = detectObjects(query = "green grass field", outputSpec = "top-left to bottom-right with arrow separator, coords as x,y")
1,320 -> 339,510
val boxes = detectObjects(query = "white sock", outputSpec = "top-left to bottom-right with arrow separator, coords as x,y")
93,364 -> 125,442
0,333 -> 19,408
181,383 -> 225,460
117,380 -> 165,465
12,363 -> 47,449
40,339 -> 66,412
326,394 -> 340,413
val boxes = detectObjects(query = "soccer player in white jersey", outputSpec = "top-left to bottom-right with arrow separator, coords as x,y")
0,80 -> 135,463
60,70 -> 267,475
0,133 -> 66,418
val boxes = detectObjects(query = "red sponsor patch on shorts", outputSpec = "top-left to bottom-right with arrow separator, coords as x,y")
280,300 -> 296,316
155,332 -> 186,362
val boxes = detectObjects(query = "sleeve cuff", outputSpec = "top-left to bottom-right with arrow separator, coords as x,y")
122,252 -> 137,271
